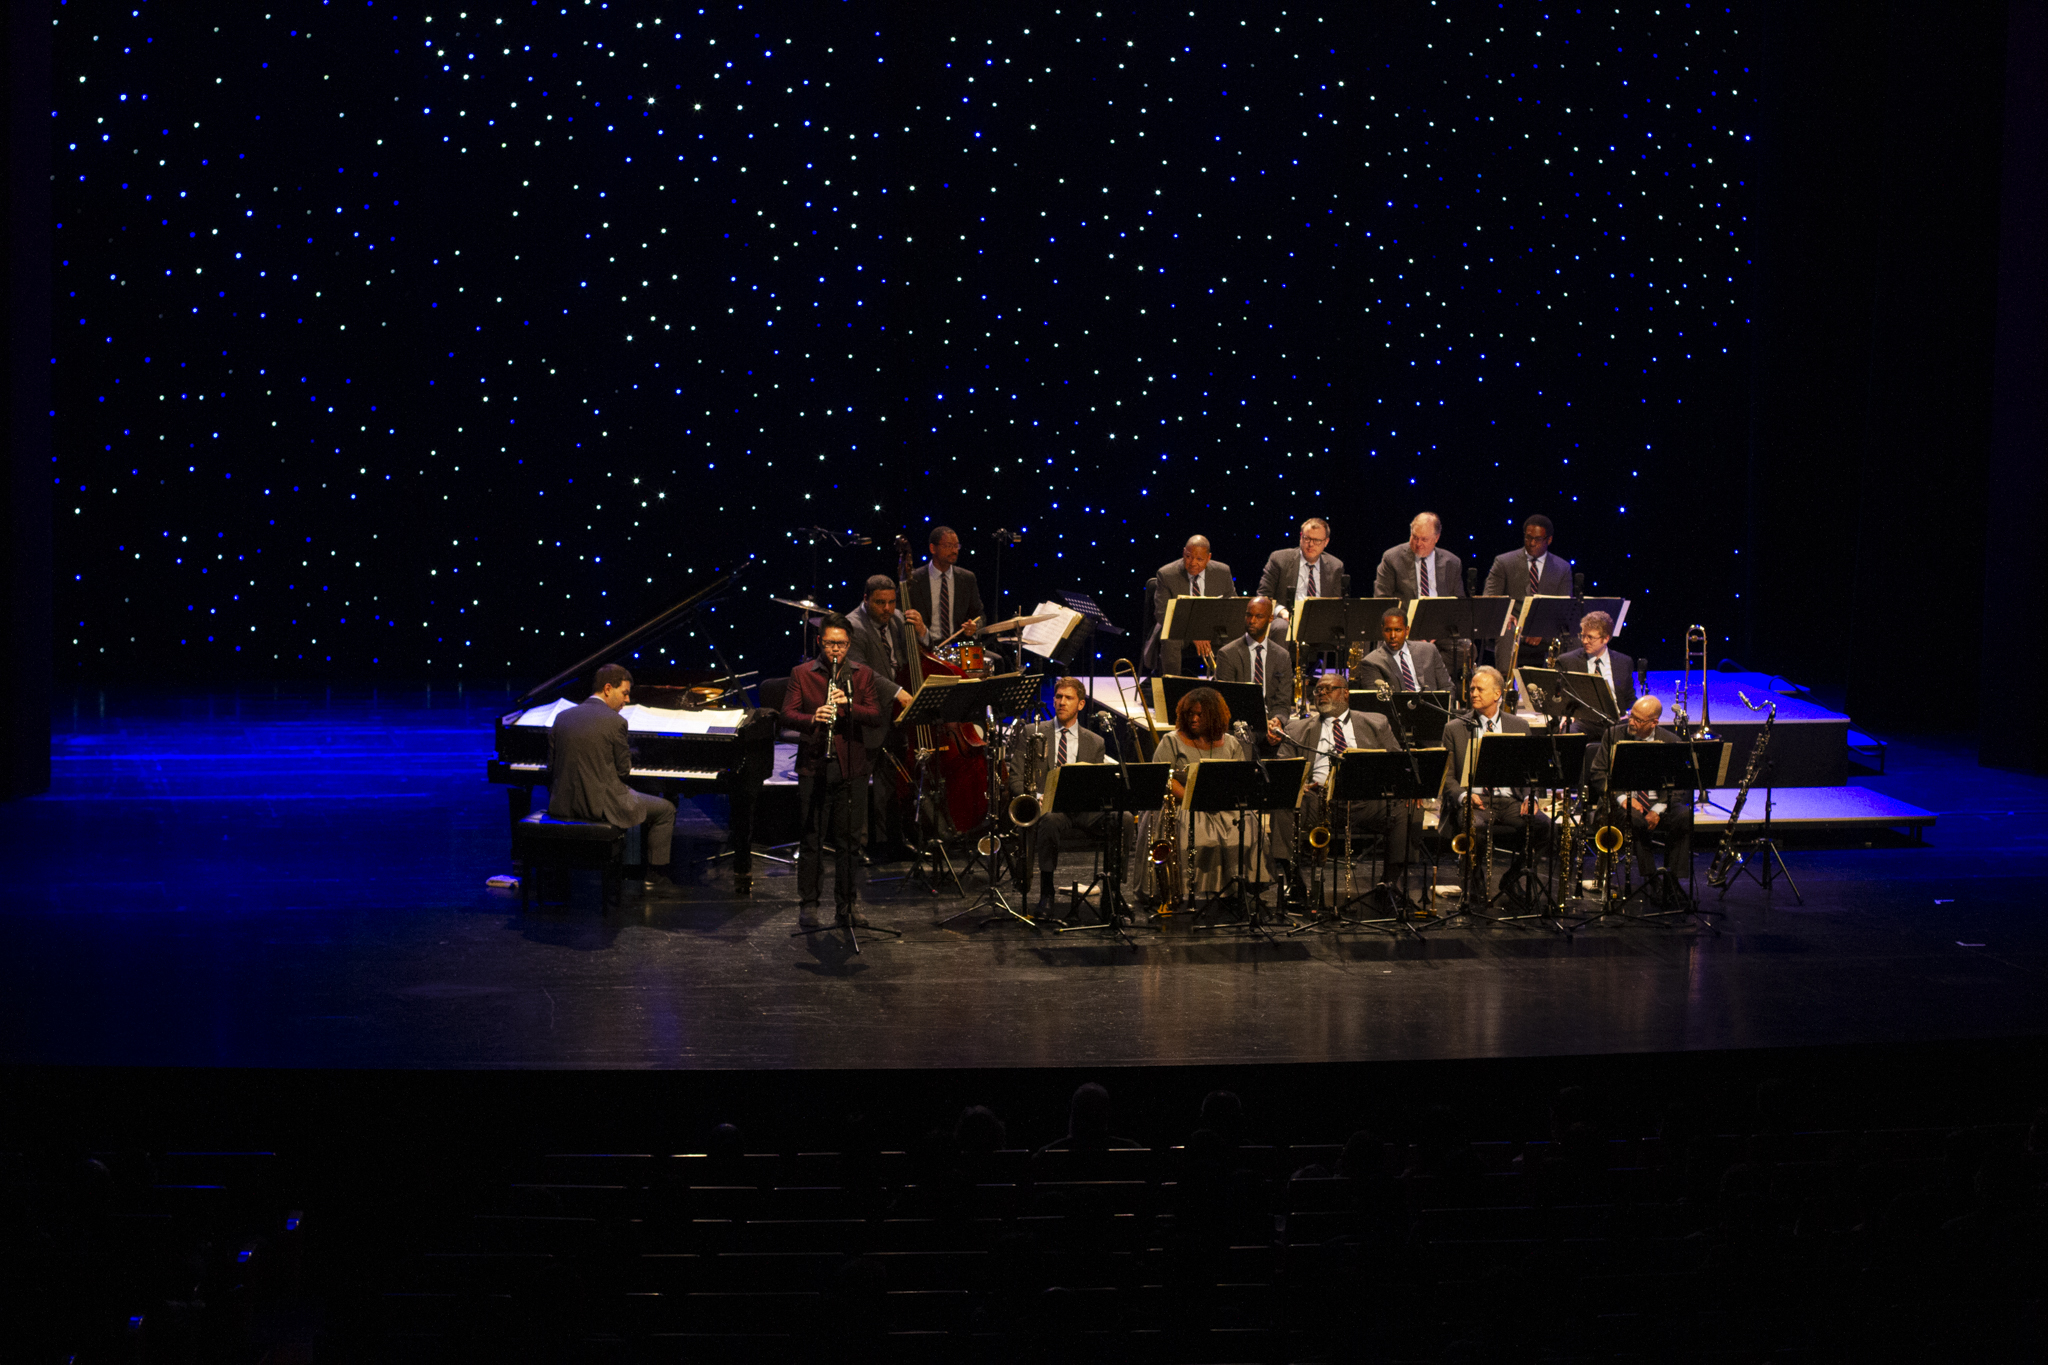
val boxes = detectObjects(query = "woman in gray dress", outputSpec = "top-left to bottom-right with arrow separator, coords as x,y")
1149,686 -> 1258,906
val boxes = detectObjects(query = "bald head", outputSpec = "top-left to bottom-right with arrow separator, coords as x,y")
1627,696 -> 1663,738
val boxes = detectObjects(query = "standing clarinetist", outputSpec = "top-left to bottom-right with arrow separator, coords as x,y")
781,615 -> 882,931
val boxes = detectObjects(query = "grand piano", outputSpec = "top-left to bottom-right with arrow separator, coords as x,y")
487,565 -> 776,850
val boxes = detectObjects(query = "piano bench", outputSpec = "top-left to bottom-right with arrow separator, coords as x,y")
515,811 -> 627,909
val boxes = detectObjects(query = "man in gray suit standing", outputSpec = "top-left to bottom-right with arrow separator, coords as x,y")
1007,676 -> 1115,920
546,663 -> 678,884
1256,517 -> 1346,622
1213,595 -> 1294,745
1373,511 -> 1467,601
1148,535 -> 1236,676
1354,609 -> 1454,693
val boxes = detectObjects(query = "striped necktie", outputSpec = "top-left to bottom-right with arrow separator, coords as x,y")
1305,559 -> 1319,598
1253,642 -> 1264,687
1397,648 -> 1417,690
1056,726 -> 1068,767
1528,555 -> 1542,592
1419,556 -> 1432,596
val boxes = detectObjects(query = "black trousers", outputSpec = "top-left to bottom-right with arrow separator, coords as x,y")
1462,795 -> 1555,862
1293,790 -> 1423,871
1028,810 -> 1108,871
1627,804 -> 1694,881
797,763 -> 859,908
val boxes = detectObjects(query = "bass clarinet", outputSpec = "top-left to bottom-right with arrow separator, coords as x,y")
1705,691 -> 1776,888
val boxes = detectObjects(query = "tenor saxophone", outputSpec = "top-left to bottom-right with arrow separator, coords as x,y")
1150,755 -> 1190,908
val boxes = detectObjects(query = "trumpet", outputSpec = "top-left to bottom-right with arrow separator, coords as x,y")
1007,727 -> 1045,829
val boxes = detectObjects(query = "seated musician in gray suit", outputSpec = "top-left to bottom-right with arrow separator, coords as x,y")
1587,695 -> 1693,903
546,663 -> 678,884
1256,517 -> 1345,622
1147,535 -> 1236,676
1484,514 -> 1574,655
1007,676 -> 1115,921
1556,609 -> 1636,730
1213,595 -> 1293,750
1373,511 -> 1466,601
1268,671 -> 1421,888
1354,609 -> 1454,693
1441,665 -> 1552,866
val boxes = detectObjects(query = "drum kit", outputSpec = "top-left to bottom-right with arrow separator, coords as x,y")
769,597 -> 1058,676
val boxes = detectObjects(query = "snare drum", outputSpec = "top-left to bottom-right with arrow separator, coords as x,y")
939,641 -> 991,675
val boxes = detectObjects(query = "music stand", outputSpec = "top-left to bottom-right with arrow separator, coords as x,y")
1048,761 -> 1171,948
1418,731 -> 1546,932
1293,596 -> 1402,671
933,672 -> 1050,931
1518,594 -> 1629,650
882,676 -> 970,900
1353,688 -> 1454,747
1183,758 -> 1302,936
1409,596 -> 1514,696
1308,748 -> 1449,936
1587,739 -> 1729,930
1160,595 -> 1247,676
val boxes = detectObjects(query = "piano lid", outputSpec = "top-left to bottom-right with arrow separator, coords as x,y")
514,561 -> 752,707
508,698 -> 747,735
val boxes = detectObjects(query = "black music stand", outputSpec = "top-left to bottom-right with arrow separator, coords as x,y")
1418,731 -> 1545,932
1410,596 -> 1514,696
882,676 -> 969,900
1308,748 -> 1449,937
932,672 -> 1049,931
1518,594 -> 1628,652
1584,739 -> 1729,930
1049,761 -> 1171,948
1160,595 -> 1248,676
1293,596 -> 1402,672
1353,688 -> 1454,747
1551,666 -> 1627,733
1185,757 -> 1304,937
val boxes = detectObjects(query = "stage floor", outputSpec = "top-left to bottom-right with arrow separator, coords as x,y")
3,686 -> 2043,1073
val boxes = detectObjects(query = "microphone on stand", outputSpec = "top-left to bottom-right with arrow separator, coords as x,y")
1464,566 -> 1479,597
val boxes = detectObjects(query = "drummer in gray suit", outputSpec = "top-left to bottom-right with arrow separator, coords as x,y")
1354,609 -> 1454,692
1007,676 -> 1116,920
546,663 -> 677,883
1256,517 -> 1346,621
1148,535 -> 1237,676
1213,595 -> 1294,749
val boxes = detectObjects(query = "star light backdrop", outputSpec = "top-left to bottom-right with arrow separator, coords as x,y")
53,1 -> 1756,683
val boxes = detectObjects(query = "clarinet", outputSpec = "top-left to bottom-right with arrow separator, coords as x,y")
1705,693 -> 1775,887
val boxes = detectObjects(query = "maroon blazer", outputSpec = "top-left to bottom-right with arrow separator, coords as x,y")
781,658 -> 883,778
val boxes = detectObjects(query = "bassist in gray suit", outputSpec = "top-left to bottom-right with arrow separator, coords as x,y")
1008,676 -> 1115,919
1212,595 -> 1294,747
546,663 -> 678,883
1148,535 -> 1237,676
1256,517 -> 1346,621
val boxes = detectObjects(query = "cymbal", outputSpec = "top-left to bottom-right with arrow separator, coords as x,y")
771,596 -> 829,613
976,611 -> 1061,634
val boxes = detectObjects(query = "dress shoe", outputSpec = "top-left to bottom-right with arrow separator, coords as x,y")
798,903 -> 822,929
733,874 -> 754,896
835,906 -> 871,928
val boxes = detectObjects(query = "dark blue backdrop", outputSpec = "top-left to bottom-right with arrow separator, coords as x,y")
55,1 -> 1760,683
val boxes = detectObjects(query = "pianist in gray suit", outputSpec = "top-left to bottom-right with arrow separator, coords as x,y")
546,663 -> 677,878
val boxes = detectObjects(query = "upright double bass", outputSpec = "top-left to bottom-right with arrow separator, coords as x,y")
884,535 -> 990,841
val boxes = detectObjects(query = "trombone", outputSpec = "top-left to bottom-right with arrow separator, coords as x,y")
1676,623 -> 1715,739
1113,657 -> 1161,740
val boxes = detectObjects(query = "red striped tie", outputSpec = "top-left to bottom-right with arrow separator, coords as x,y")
1419,557 -> 1432,596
